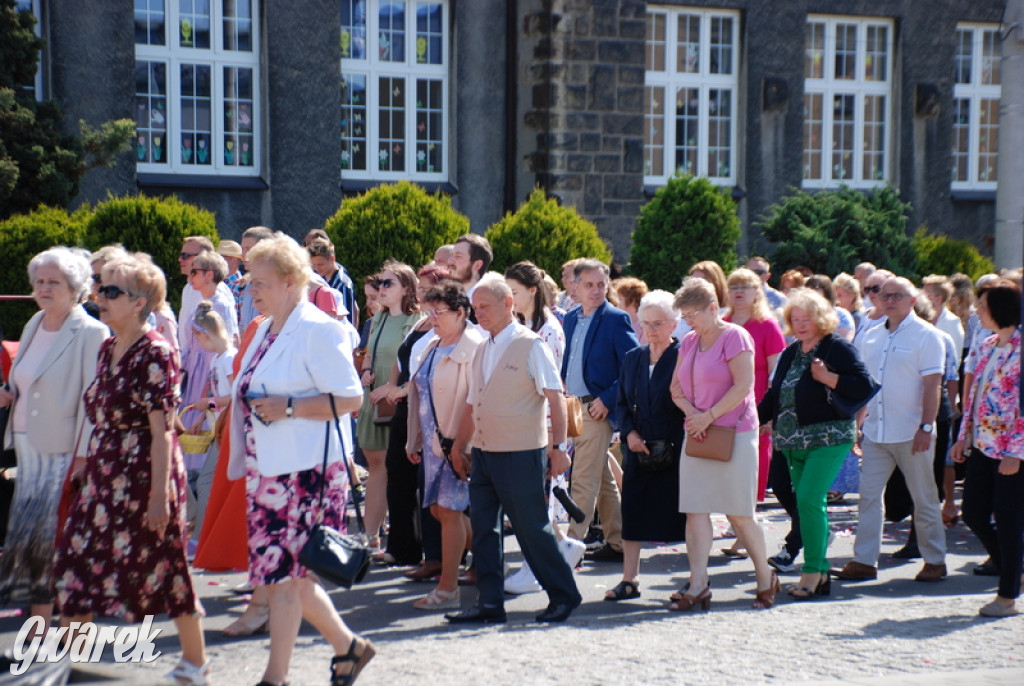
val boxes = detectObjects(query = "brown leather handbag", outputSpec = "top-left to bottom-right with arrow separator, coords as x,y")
566,395 -> 584,437
682,347 -> 735,462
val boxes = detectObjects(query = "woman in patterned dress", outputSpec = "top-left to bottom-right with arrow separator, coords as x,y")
226,234 -> 372,686
52,254 -> 209,684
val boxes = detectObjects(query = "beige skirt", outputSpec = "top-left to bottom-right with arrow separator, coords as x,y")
678,428 -> 758,517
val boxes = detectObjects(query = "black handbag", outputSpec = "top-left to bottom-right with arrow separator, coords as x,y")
298,396 -> 371,589
820,341 -> 881,419
637,439 -> 676,472
0,385 -> 16,470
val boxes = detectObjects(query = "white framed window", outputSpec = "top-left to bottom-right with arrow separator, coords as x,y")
802,15 -> 893,188
14,0 -> 44,100
643,7 -> 739,186
340,1 -> 449,181
952,23 -> 1000,190
134,1 -> 260,175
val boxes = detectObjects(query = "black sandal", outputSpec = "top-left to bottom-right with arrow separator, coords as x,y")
330,635 -> 376,686
604,580 -> 641,601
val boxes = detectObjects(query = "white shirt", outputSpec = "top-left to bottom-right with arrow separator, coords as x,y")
857,313 -> 945,444
467,321 -> 562,403
935,307 -> 964,354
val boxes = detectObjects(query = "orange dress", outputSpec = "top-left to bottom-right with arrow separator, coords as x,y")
193,316 -> 266,571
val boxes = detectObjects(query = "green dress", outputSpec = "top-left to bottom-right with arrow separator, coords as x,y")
356,311 -> 425,450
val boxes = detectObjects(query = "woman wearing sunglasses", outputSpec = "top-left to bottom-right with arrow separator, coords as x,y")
0,248 -> 108,633
358,261 -> 425,551
53,254 -> 210,683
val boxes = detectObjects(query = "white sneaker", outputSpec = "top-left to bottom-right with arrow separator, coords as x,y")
559,537 -> 587,570
504,563 -> 541,595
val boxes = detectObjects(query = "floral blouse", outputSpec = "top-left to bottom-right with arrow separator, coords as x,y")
958,327 -> 1024,460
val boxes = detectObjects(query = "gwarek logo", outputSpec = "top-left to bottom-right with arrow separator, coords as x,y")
10,616 -> 162,676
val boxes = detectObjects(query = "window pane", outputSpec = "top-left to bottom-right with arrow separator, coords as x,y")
709,17 -> 732,75
179,0 -> 211,49
981,29 -> 1000,85
707,89 -> 731,177
862,95 -> 885,180
979,98 -> 999,181
646,13 -> 666,72
135,60 -> 167,164
803,93 -> 823,180
416,2 -> 443,64
341,0 -> 368,59
644,85 -> 665,177
805,22 -> 824,79
135,0 -> 166,45
951,98 -> 970,182
341,73 -> 367,171
379,2 -> 406,62
223,66 -> 254,167
831,94 -> 854,180
674,87 -> 698,176
378,76 -> 405,171
676,14 -> 699,74
954,29 -> 972,84
834,24 -> 856,80
415,79 -> 443,172
223,0 -> 253,52
865,26 -> 887,82
180,63 -> 212,165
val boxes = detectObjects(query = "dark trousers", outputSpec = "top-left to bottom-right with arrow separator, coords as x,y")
769,449 -> 802,555
469,447 -> 581,609
384,403 -> 422,565
962,449 -> 1024,599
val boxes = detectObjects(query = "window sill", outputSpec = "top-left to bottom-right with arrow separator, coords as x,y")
340,179 -> 458,195
137,173 -> 269,191
950,189 -> 996,202
644,184 -> 745,200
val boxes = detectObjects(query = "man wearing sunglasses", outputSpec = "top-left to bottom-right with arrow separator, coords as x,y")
745,256 -> 786,313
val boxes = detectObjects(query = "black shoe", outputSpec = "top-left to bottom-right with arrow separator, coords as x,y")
586,544 -> 623,562
535,596 -> 582,623
444,605 -> 507,624
973,561 -> 999,576
583,525 -> 605,548
892,543 -> 921,560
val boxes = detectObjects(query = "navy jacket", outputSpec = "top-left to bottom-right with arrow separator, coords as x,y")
616,342 -> 686,448
561,301 -> 640,428
758,333 -> 877,427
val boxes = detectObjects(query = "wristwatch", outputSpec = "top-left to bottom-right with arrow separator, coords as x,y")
285,397 -> 294,418
554,441 -> 569,451
918,423 -> 934,433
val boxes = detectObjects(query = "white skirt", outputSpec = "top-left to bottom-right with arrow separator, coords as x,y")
678,428 -> 758,517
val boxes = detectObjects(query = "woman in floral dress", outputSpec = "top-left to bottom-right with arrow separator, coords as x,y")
53,254 -> 209,684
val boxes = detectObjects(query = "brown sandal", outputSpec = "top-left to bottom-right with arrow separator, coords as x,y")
752,572 -> 780,609
668,584 -> 711,611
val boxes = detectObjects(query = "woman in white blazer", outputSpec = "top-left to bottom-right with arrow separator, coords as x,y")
228,234 -> 374,686
0,247 -> 107,625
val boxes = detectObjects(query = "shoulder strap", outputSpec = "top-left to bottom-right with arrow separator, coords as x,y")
314,395 -> 366,536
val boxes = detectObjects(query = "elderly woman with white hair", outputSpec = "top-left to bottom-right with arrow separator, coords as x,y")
603,290 -> 687,601
0,247 -> 108,626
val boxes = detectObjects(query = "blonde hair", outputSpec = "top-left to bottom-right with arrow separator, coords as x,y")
674,277 -> 718,311
688,261 -> 727,307
726,268 -> 772,322
103,253 -> 167,320
246,233 -> 311,292
193,300 -> 229,342
783,288 -> 839,337
833,272 -> 863,311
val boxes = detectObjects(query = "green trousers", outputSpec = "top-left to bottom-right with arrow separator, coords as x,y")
781,442 -> 853,573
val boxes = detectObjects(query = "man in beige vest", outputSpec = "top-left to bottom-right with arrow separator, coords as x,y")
444,275 -> 582,624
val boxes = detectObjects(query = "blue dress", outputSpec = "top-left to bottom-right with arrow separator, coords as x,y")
415,342 -> 469,511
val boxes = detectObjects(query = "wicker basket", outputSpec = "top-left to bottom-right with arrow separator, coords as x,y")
178,403 -> 215,454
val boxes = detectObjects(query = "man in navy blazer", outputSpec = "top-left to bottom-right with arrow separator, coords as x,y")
561,259 -> 639,560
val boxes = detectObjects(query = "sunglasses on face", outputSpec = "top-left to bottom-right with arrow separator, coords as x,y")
91,274 -> 102,284
179,251 -> 200,260
376,278 -> 395,289
750,269 -> 767,276
190,268 -> 210,277
864,285 -> 882,294
98,284 -> 134,300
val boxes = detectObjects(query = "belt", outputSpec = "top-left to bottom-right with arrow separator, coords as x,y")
577,394 -> 595,404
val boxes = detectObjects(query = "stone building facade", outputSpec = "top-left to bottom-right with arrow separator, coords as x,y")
23,0 -> 1008,261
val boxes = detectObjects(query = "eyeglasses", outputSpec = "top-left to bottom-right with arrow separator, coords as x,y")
750,269 -> 768,276
679,307 -> 707,322
879,292 -> 909,302
638,319 -> 668,329
179,251 -> 200,260
864,285 -> 882,294
728,285 -> 757,291
189,268 -> 209,277
376,278 -> 394,289
97,284 -> 134,300
426,308 -> 452,318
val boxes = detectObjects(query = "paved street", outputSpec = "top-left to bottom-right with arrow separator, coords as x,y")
2,497 -> 1022,685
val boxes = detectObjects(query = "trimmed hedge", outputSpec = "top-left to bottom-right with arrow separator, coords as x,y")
913,227 -> 994,282
486,187 -> 611,278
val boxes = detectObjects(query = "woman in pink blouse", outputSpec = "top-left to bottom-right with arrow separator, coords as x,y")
952,280 -> 1024,618
669,278 -> 777,612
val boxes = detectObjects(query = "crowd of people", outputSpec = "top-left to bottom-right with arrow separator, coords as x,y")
0,231 -> 1021,685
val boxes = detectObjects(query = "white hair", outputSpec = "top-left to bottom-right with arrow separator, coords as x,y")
28,246 -> 92,302
474,271 -> 512,300
638,289 -> 680,322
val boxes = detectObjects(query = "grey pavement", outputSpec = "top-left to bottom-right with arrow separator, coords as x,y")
2,496 -> 1022,685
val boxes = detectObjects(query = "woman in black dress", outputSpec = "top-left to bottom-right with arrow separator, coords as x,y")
605,290 -> 687,601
